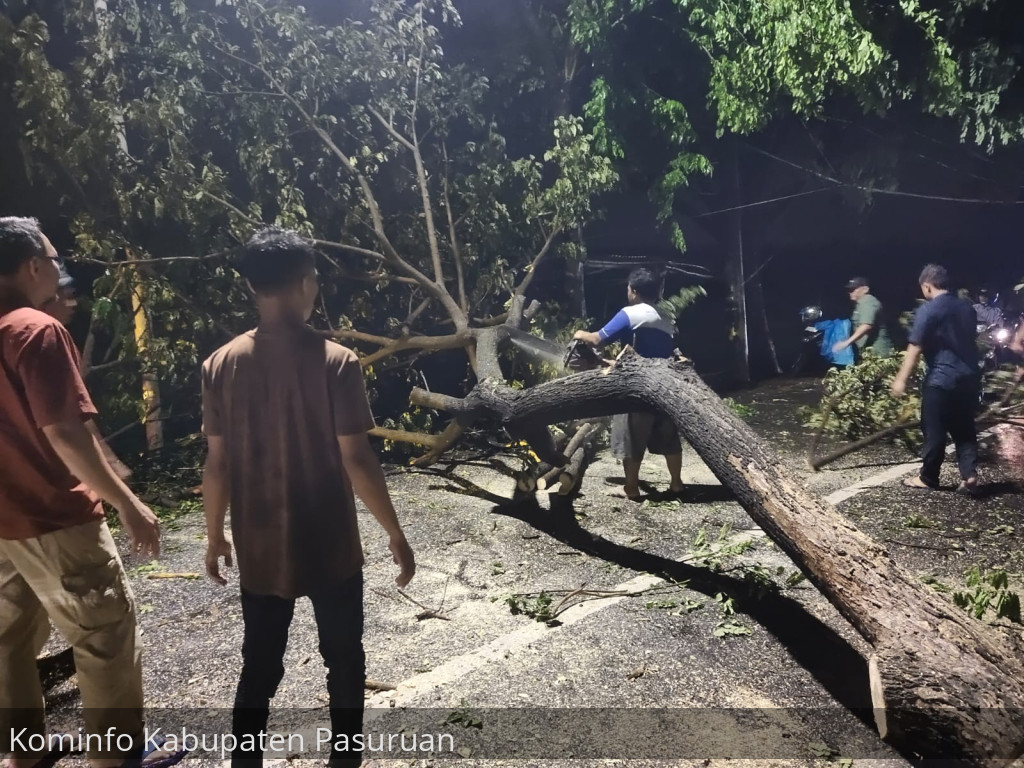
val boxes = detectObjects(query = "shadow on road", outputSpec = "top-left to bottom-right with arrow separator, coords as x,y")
601,476 -> 738,503
426,464 -> 877,736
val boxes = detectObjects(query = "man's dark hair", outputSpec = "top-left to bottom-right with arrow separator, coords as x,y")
919,264 -> 950,290
627,268 -> 661,302
237,226 -> 317,293
0,216 -> 46,277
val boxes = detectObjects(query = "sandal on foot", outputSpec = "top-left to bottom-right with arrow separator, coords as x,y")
1,734 -> 74,768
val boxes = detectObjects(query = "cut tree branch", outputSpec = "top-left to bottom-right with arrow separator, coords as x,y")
368,426 -> 442,449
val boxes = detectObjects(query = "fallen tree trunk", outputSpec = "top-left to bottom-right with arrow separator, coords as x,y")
410,351 -> 1024,763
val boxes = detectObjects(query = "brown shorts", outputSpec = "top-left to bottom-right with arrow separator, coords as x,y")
611,411 -> 682,461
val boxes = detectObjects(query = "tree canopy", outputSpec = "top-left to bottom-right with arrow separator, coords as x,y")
1,0 -> 1021,459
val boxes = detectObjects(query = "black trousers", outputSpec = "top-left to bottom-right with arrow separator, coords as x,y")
231,571 -> 365,768
919,382 -> 979,487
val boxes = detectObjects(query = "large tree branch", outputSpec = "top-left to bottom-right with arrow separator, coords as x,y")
367,106 -> 416,152
367,102 -> 448,302
410,419 -> 464,467
368,425 -> 442,449
513,225 -> 560,304
313,238 -> 388,263
441,143 -> 468,313
212,46 -> 458,317
324,328 -> 470,369
77,249 -> 236,267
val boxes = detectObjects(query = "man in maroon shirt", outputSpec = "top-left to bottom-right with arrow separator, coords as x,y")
0,217 -> 177,768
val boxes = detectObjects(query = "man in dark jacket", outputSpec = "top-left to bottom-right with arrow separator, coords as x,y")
891,264 -> 980,496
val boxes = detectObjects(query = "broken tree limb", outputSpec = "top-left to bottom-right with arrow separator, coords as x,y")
809,377 -> 1024,471
808,417 -> 917,471
410,349 -> 1024,763
537,422 -> 595,490
517,426 -> 572,493
557,444 -> 589,495
411,420 -> 464,467
368,425 -> 444,449
557,422 -> 603,495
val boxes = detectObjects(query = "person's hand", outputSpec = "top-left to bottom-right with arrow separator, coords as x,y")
573,330 -> 587,341
832,340 -> 847,353
205,534 -> 234,586
117,500 -> 160,558
891,378 -> 907,398
388,533 -> 415,588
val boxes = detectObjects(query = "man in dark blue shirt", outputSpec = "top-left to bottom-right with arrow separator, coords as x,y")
891,264 -> 980,495
574,268 -> 684,501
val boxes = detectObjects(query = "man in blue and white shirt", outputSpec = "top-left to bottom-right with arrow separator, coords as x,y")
574,268 -> 685,501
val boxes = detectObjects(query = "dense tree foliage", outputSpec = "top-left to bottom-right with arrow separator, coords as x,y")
1,0 -> 1022,462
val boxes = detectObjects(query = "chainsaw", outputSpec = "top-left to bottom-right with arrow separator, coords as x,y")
504,327 -> 607,372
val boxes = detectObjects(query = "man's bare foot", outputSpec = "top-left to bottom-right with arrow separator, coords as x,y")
957,477 -> 982,497
608,487 -> 642,502
902,476 -> 935,490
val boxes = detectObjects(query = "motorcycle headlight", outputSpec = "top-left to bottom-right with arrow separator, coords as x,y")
800,305 -> 822,324
995,328 -> 1011,342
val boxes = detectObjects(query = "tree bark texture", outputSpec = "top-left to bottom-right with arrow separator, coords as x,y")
411,351 -> 1024,763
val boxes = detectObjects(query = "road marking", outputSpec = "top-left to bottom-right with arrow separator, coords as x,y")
365,431 -> 998,710
365,570 -> 666,712
825,462 -> 922,504
824,425 -> 997,504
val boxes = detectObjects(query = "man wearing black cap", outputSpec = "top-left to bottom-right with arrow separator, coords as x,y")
832,276 -> 893,359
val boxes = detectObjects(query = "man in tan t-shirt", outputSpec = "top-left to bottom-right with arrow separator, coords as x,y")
201,227 -> 415,768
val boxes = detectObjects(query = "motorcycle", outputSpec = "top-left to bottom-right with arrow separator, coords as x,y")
791,305 -> 826,375
977,317 -> 1022,373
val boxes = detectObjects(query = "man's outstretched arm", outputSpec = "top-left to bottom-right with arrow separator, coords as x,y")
891,345 -> 923,397
43,420 -> 160,557
574,308 -> 631,347
834,323 -> 873,352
